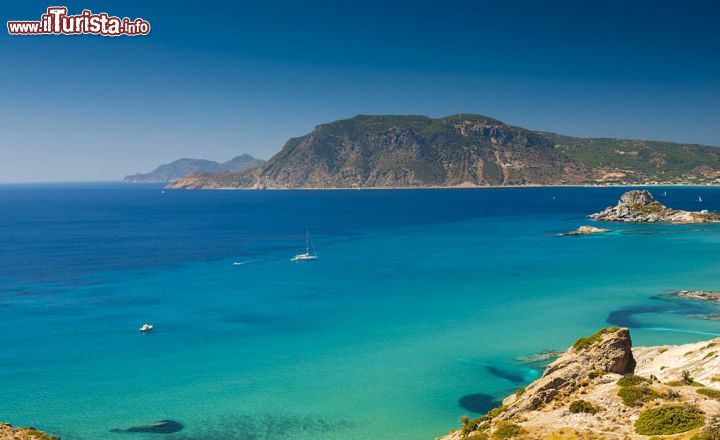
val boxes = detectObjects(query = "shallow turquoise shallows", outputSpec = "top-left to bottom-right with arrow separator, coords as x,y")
1,184 -> 719,439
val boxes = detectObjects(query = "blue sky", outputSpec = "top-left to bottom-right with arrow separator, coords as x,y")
1,0 -> 719,182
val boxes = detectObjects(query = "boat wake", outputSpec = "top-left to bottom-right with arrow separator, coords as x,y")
232,259 -> 259,266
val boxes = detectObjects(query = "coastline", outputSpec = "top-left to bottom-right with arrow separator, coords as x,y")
164,183 -> 720,191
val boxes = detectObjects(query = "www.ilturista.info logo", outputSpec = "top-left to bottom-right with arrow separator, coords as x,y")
7,7 -> 150,36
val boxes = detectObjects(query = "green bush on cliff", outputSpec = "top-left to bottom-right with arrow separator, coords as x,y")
617,374 -> 651,387
588,369 -> 606,379
572,327 -> 620,351
618,385 -> 661,406
460,415 -> 487,436
697,388 -> 720,401
478,405 -> 507,422
15,428 -> 59,440
492,421 -> 526,439
635,405 -> 705,435
460,405 -> 508,437
569,399 -> 599,414
631,201 -> 665,214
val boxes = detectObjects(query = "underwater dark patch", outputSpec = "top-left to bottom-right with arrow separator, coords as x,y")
164,414 -> 354,440
485,365 -> 525,383
607,305 -> 669,328
111,420 -> 183,434
458,393 -> 502,414
607,296 -> 709,328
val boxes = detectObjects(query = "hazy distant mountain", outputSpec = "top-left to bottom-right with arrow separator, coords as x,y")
124,154 -> 265,182
167,114 -> 720,189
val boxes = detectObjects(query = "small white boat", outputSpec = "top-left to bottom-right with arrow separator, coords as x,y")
662,191 -> 667,196
292,252 -> 317,261
139,324 -> 154,332
701,209 -> 709,214
291,229 -> 318,261
699,196 -> 703,202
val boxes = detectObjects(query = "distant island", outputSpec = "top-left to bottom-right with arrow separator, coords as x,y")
124,154 -> 265,183
164,114 -> 720,189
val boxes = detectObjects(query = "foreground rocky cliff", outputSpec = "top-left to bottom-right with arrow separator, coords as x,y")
440,328 -> 720,439
0,423 -> 56,440
590,190 -> 720,224
167,114 -> 720,189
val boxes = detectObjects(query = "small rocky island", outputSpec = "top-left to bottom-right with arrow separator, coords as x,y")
590,190 -> 720,224
672,290 -> 720,302
440,328 -> 720,439
562,225 -> 610,236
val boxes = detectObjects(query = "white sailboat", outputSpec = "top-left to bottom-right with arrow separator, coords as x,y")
291,229 -> 318,261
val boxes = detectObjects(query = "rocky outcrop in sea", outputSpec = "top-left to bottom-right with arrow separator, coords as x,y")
590,190 -> 720,224
672,289 -> 720,301
562,225 -> 609,236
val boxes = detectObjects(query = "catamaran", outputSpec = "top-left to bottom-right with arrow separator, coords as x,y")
292,229 -> 318,261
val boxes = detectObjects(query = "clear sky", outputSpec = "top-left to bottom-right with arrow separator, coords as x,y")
1,0 -> 719,182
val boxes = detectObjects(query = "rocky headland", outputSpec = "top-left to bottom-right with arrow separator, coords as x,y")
440,328 -> 720,439
590,190 -> 720,224
0,423 -> 57,440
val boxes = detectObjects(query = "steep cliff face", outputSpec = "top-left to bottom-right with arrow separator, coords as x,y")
501,328 -> 635,419
169,115 -> 591,189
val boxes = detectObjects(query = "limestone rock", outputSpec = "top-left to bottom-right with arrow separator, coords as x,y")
672,290 -> 720,301
502,328 -> 634,417
562,225 -> 610,236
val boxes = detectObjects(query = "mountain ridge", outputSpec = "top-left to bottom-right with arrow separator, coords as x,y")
124,154 -> 265,183
167,115 -> 720,189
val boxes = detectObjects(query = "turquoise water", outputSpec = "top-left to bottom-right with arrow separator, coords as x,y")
1,184 -> 719,439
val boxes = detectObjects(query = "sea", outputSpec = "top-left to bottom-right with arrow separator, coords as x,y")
0,183 -> 718,439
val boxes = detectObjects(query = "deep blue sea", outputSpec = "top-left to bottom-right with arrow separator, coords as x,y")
1,184 -> 719,439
